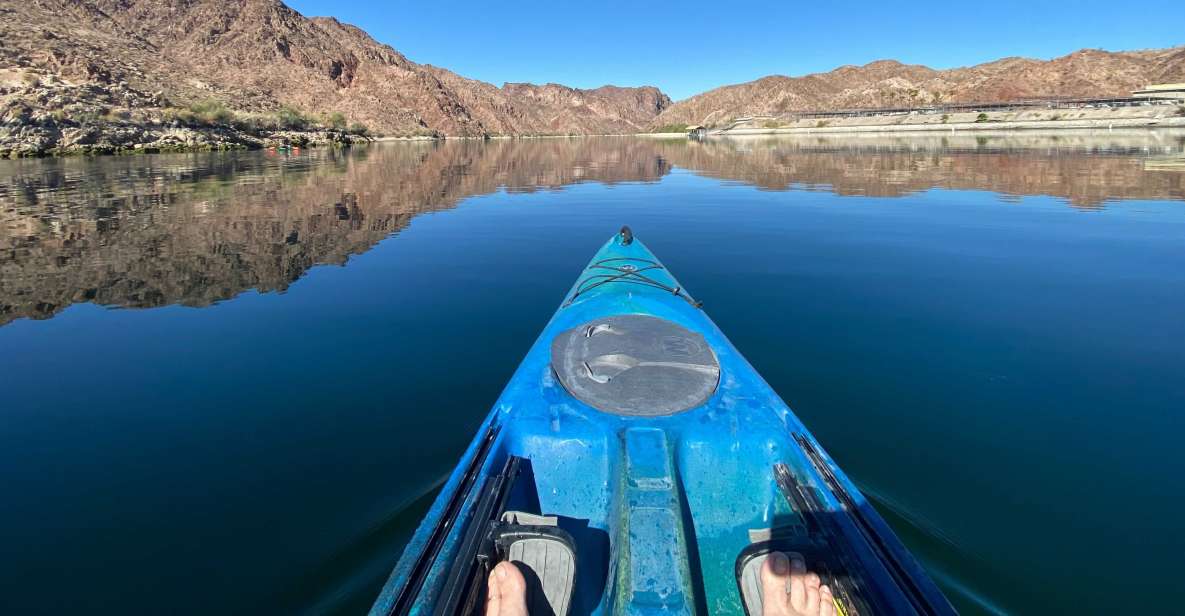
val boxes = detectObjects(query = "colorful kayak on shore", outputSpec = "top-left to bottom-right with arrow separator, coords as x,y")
370,227 -> 954,615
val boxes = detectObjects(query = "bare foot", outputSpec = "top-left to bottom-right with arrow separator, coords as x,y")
486,561 -> 530,616
761,551 -> 837,616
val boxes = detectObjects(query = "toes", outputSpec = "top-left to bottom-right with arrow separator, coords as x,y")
488,562 -> 529,616
494,561 -> 527,595
819,584 -> 837,616
486,567 -> 502,615
804,573 -> 821,613
788,555 -> 808,611
760,551 -> 791,612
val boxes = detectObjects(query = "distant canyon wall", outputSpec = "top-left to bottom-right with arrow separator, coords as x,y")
0,0 -> 670,139
652,48 -> 1185,128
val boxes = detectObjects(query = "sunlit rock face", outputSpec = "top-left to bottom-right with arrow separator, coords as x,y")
0,0 -> 671,143
652,47 -> 1185,127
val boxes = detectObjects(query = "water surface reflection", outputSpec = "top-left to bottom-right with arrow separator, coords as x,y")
1,132 -> 1182,326
2,133 -> 1184,615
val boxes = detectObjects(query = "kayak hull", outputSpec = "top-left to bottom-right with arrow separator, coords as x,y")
371,229 -> 953,615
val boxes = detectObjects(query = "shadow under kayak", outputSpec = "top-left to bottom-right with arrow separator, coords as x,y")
369,227 -> 954,616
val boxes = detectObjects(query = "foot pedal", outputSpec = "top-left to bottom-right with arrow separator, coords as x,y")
736,529 -> 868,616
493,511 -> 577,616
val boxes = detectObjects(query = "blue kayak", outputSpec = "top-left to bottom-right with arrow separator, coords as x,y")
370,228 -> 954,615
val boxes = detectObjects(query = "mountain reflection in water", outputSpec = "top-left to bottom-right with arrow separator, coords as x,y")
1,132 -> 1183,326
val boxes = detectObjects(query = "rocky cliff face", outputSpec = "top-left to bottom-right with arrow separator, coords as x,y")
0,0 -> 671,142
653,47 -> 1185,127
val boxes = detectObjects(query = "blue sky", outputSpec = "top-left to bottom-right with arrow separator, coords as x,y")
286,0 -> 1183,100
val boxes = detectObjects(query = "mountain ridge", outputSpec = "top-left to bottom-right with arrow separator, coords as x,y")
653,46 -> 1185,127
0,0 -> 672,141
1,0 -> 1182,148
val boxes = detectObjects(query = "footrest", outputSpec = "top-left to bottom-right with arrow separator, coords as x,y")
736,531 -> 868,616
492,511 -> 577,616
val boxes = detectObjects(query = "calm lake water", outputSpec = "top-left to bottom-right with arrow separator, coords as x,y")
2,133 -> 1184,615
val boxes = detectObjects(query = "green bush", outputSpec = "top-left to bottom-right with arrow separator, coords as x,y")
231,113 -> 277,134
162,107 -> 197,126
975,112 -> 989,123
815,120 -> 829,128
651,124 -> 689,134
188,99 -> 234,126
275,106 -> 310,130
348,122 -> 369,136
326,112 -> 347,130
940,114 -> 949,124
231,115 -> 255,132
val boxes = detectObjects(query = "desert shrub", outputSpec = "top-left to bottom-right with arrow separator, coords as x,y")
1177,106 -> 1185,117
1050,114 -> 1061,121
762,120 -> 781,129
162,107 -> 198,126
940,114 -> 949,124
326,111 -> 347,130
232,113 -> 277,133
348,122 -> 369,136
188,99 -> 234,126
815,120 -> 829,128
651,124 -> 689,134
975,112 -> 989,123
231,115 -> 255,132
275,106 -> 310,130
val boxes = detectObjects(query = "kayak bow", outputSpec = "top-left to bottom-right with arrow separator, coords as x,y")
371,227 -> 954,615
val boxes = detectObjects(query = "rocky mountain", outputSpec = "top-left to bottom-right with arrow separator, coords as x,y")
653,47 -> 1185,127
2,0 -> 1182,146
0,0 -> 671,140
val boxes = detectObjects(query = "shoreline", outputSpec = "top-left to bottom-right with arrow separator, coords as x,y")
5,116 -> 1185,159
0,122 -> 374,159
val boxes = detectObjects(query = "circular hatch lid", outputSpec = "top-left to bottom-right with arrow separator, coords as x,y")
550,315 -> 720,416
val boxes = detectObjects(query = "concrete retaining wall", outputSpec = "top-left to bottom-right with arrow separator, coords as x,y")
717,116 -> 1185,137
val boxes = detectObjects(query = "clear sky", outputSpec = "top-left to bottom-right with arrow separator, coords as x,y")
286,0 -> 1183,101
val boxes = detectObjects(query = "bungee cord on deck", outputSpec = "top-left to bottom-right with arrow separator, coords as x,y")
565,258 -> 702,308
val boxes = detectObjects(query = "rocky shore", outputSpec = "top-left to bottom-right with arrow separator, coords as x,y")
1,121 -> 370,158
0,70 -> 370,158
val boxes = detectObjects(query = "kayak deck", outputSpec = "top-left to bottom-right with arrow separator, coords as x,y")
371,229 -> 952,615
